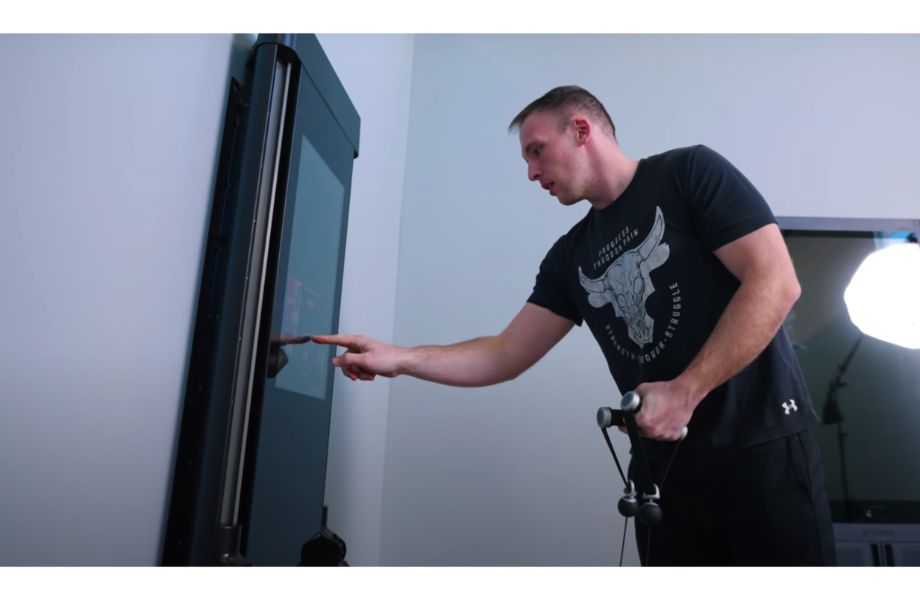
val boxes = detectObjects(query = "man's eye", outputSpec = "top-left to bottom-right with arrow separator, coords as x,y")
533,147 -> 542,157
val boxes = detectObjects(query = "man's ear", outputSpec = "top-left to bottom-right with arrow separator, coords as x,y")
572,117 -> 591,145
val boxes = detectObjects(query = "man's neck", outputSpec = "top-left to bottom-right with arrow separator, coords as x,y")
587,154 -> 640,211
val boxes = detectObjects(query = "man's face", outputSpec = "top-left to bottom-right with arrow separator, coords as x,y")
518,110 -> 586,206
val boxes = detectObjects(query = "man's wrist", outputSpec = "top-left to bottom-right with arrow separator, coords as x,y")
396,346 -> 419,377
673,371 -> 708,409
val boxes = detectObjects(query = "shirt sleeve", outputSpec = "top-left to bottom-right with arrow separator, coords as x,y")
681,145 -> 777,251
526,236 -> 583,326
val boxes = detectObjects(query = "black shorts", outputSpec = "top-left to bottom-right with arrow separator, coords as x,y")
629,428 -> 837,566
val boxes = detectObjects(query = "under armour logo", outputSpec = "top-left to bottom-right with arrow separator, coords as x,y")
782,399 -> 798,415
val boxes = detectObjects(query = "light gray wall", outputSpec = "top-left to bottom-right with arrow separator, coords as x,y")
0,34 -> 249,565
378,34 -> 920,565
316,34 -> 415,566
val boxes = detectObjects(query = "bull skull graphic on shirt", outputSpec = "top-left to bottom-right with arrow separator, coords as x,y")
578,206 -> 670,348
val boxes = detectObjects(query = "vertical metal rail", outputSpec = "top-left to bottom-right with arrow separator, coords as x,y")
219,61 -> 292,528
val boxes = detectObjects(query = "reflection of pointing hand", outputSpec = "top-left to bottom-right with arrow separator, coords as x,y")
271,334 -> 312,347
266,334 -> 311,378
309,334 -> 407,382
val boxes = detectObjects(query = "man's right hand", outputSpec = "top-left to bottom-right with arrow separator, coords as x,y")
310,303 -> 574,387
309,334 -> 406,382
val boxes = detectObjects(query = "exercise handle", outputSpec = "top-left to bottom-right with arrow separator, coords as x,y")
620,391 -> 642,413
596,406 -> 626,429
620,390 -> 689,441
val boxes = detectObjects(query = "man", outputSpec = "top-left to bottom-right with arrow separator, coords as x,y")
311,86 -> 836,566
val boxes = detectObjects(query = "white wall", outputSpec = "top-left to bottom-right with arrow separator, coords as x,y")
377,34 -> 920,566
0,34 -> 248,565
316,34 -> 415,566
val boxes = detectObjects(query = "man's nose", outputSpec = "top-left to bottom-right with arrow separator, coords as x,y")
528,163 -> 540,182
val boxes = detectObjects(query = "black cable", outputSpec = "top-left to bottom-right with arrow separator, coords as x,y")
601,428 -> 628,485
622,412 -> 657,493
601,426 -> 630,566
636,426 -> 682,567
645,525 -> 652,566
658,437 -> 683,492
619,516 -> 628,567
600,403 -> 686,567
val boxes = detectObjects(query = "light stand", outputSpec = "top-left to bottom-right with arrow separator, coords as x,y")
822,332 -> 863,521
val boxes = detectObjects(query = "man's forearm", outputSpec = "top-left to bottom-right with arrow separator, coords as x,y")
400,335 -> 522,387
675,273 -> 800,406
318,303 -> 573,387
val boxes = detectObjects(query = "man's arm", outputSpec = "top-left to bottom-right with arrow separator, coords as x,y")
310,302 -> 575,387
635,223 -> 801,440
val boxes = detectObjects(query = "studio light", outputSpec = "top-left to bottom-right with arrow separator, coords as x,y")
843,241 -> 920,350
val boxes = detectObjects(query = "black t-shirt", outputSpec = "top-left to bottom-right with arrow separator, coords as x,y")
527,144 -> 818,455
